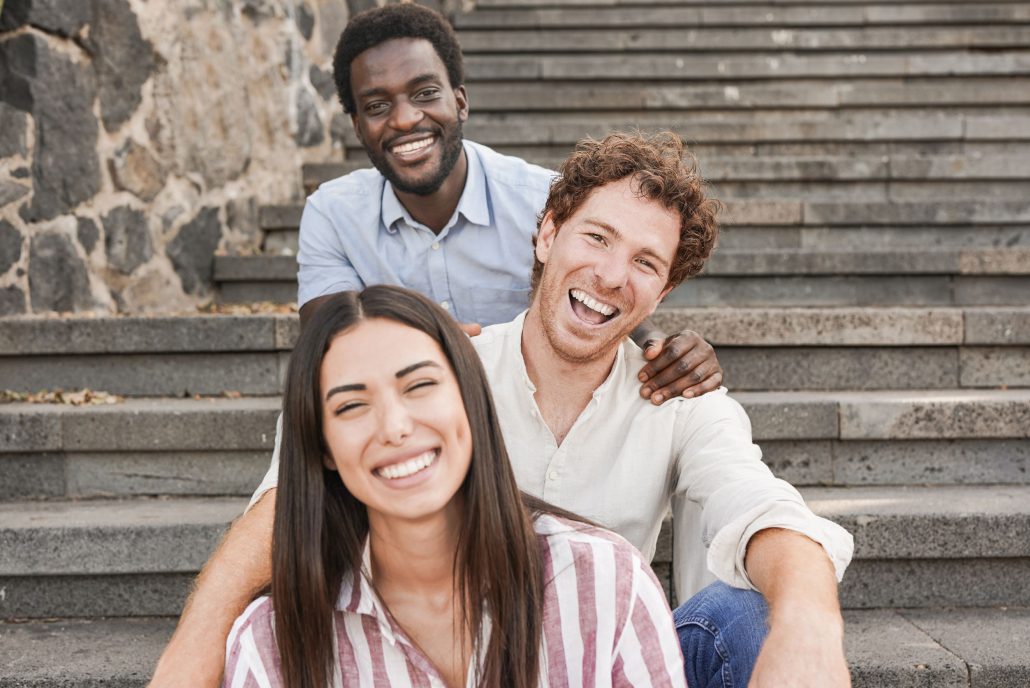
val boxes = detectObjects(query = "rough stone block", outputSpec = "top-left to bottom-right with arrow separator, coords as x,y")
0,616 -> 175,686
0,497 -> 244,575
965,308 -> 1030,345
843,610 -> 966,688
28,232 -> 95,313
760,440 -> 833,485
65,450 -> 269,497
274,315 -> 300,350
735,393 -> 839,439
651,307 -> 964,346
259,205 -> 304,230
0,352 -> 282,396
103,206 -> 153,274
955,276 -> 1030,306
838,389 -> 1030,439
805,200 -> 1030,226
960,247 -> 1030,274
666,276 -> 953,307
841,558 -> 1030,609
0,574 -> 192,620
904,608 -> 1030,688
0,315 -> 278,355
805,485 -> 1030,558
720,199 -> 803,226
0,408 -> 62,452
218,281 -> 298,304
0,219 -> 22,275
960,347 -> 1030,387
57,397 -> 280,451
718,347 -> 958,391
833,439 -> 1030,486
0,0 -> 93,35
214,255 -> 298,281
168,207 -> 222,295
0,452 -> 65,499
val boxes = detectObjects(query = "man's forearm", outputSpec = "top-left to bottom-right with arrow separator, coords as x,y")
149,490 -> 276,688
745,527 -> 842,628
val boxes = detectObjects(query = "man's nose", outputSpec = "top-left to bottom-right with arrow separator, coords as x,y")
595,251 -> 630,290
389,99 -> 424,131
376,395 -> 414,446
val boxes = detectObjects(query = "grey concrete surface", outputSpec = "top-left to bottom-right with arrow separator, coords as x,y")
843,609 -> 967,687
842,559 -> 1030,609
831,439 -> 1030,486
0,574 -> 194,619
960,347 -> 1030,388
667,276 -> 956,307
965,308 -> 1030,345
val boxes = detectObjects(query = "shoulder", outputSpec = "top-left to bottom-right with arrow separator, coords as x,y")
468,141 -> 555,195
535,513 -> 648,583
470,317 -> 520,360
308,166 -> 385,206
224,596 -> 280,683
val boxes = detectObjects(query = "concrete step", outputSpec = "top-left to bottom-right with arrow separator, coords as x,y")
303,154 -> 1030,191
2,608 -> 1029,687
214,249 -> 1030,306
337,110 -> 1030,148
459,51 -> 1028,81
3,485 -> 1030,616
2,389 -> 1028,500
461,77 -> 1030,111
454,3 -> 1030,29
474,0 -> 1027,8
457,25 -> 1030,52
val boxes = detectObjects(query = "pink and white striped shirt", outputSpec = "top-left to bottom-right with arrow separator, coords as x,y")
224,514 -> 686,687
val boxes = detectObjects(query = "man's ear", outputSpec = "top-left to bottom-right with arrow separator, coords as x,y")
535,211 -> 558,265
454,85 -> 469,123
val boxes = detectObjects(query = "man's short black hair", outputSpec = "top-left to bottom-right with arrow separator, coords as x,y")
332,4 -> 465,115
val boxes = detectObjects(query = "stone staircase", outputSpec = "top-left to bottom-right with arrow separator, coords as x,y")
4,0 -> 1030,686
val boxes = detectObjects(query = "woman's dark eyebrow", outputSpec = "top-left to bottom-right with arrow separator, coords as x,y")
396,360 -> 440,378
325,383 -> 365,400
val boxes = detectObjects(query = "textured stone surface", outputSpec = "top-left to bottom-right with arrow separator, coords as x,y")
807,485 -> 1030,558
0,453 -> 64,500
735,393 -> 839,439
0,179 -> 29,208
0,219 -> 22,275
843,610 -> 966,688
168,206 -> 222,294
0,315 -> 280,354
0,575 -> 191,620
667,275 -> 954,307
838,389 -> 1030,439
645,307 -> 965,346
964,308 -> 1030,345
905,608 -> 1030,688
109,139 -> 166,201
760,440 -> 833,485
960,347 -> 1030,387
0,102 -> 27,156
295,1 -> 315,40
956,276 -> 1030,306
28,232 -> 94,312
0,286 -> 26,315
3,352 -> 283,396
0,0 -> 93,35
842,558 -> 1030,609
0,497 -> 243,575
65,450 -> 268,497
0,407 -> 61,452
76,216 -> 99,254
103,206 -> 153,274
294,85 -> 326,147
1,33 -> 101,222
218,280 -> 298,304
309,64 -> 335,101
85,0 -> 156,132
833,439 -> 1030,486
215,255 -> 298,280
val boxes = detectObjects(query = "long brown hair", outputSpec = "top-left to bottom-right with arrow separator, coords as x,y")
273,285 -> 545,688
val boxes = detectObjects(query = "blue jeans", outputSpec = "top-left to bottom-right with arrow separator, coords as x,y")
674,581 -> 769,688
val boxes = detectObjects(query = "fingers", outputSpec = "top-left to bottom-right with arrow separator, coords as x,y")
637,330 -> 723,404
459,322 -> 482,337
637,332 -> 694,382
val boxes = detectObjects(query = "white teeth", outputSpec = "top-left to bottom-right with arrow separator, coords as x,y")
570,289 -> 615,316
376,450 -> 437,480
392,137 -> 434,154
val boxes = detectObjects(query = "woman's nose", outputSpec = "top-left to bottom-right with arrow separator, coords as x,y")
376,396 -> 414,446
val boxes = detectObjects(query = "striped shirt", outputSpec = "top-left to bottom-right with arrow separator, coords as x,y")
223,514 -> 686,688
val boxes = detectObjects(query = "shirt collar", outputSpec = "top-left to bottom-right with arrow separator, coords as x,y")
507,309 -> 628,400
380,141 -> 491,234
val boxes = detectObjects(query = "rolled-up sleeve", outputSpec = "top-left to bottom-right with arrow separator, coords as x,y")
672,388 -> 854,590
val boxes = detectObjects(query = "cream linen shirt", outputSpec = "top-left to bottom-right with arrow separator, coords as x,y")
252,312 -> 853,601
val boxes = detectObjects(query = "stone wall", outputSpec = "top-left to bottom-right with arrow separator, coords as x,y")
0,0 -> 352,314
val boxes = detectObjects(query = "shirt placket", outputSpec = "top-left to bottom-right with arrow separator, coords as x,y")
425,232 -> 454,316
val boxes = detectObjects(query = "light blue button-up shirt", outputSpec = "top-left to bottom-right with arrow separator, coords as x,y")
297,140 -> 555,326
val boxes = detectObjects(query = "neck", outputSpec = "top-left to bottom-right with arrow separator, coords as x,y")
395,148 -> 469,234
368,499 -> 463,596
521,305 -> 618,436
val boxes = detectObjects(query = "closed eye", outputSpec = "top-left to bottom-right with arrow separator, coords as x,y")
405,379 -> 439,394
415,87 -> 440,100
334,400 -> 366,416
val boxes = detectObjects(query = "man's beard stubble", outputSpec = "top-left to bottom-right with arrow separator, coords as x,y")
367,121 -> 465,196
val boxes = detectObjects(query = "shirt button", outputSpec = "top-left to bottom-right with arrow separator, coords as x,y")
431,242 -> 440,250
440,301 -> 450,310
547,470 -> 558,481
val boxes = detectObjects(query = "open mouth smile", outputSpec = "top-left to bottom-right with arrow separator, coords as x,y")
389,135 -> 436,160
569,288 -> 620,325
374,448 -> 439,480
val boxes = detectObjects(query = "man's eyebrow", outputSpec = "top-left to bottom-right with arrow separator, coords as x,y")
356,74 -> 441,101
396,360 -> 441,378
583,218 -> 671,269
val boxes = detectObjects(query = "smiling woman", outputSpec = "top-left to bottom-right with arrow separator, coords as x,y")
221,286 -> 687,688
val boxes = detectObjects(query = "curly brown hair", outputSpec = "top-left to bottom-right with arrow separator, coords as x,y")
531,131 -> 720,294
